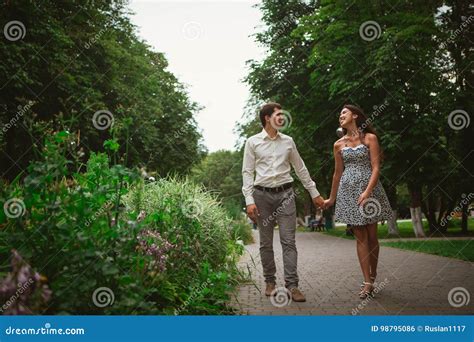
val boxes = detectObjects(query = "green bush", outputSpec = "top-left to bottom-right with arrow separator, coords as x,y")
0,131 -> 242,315
123,178 -> 244,314
231,216 -> 255,245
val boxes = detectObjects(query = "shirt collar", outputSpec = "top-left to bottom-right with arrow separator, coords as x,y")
260,128 -> 281,141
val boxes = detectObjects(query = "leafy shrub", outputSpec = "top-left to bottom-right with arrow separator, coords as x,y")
231,217 -> 255,245
123,178 -> 243,314
0,131 -> 242,314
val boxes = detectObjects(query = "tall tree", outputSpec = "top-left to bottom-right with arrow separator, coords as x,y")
244,0 -> 470,235
0,0 -> 204,180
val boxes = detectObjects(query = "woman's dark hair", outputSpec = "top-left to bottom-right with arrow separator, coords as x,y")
259,102 -> 281,127
342,104 -> 378,137
342,104 -> 384,160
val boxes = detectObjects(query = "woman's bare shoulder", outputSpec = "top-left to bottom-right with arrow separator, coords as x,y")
334,138 -> 345,151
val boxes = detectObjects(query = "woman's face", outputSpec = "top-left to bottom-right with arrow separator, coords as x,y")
339,107 -> 357,128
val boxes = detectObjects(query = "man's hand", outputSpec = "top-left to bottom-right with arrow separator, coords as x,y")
312,196 -> 325,209
246,204 -> 260,224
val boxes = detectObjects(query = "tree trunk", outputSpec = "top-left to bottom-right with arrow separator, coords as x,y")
409,187 -> 426,237
424,191 -> 441,233
461,198 -> 468,234
323,208 -> 333,229
387,210 -> 399,235
385,185 -> 399,235
410,207 -> 425,238
302,193 -> 313,218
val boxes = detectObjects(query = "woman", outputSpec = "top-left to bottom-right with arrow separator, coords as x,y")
324,104 -> 392,299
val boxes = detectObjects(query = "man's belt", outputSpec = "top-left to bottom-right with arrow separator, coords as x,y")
254,182 -> 293,193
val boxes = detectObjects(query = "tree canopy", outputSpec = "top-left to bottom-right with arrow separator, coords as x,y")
242,0 -> 472,232
0,0 -> 205,180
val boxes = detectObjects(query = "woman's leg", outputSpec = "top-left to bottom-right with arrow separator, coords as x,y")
367,223 -> 379,280
352,226 -> 371,284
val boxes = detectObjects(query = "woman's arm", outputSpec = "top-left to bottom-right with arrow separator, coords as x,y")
357,133 -> 381,204
326,141 -> 344,206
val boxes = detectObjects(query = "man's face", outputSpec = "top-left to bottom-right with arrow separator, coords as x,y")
268,108 -> 285,129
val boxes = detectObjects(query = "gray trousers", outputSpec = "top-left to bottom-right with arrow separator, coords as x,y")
253,187 -> 298,289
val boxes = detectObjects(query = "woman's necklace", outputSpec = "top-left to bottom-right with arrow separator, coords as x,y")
343,132 -> 361,147
343,135 -> 353,147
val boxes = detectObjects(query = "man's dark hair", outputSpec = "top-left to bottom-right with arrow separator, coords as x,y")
259,102 -> 282,127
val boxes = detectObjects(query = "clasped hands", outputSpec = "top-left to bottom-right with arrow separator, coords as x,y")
313,196 -> 332,210
247,195 -> 342,224
318,191 -> 370,211
315,196 -> 340,211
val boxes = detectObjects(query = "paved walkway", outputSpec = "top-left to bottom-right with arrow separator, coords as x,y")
231,231 -> 474,315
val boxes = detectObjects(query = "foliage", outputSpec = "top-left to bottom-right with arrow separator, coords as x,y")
243,0 -> 473,232
0,132 -> 241,314
123,177 -> 244,314
0,0 -> 204,181
231,217 -> 255,245
191,150 -> 245,219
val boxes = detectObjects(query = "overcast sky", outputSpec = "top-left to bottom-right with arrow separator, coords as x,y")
129,0 -> 265,152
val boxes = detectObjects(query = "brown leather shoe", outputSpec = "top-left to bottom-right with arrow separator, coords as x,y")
265,283 -> 276,296
290,287 -> 306,302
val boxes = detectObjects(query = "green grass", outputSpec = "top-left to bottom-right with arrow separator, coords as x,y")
319,218 -> 473,240
380,240 -> 474,262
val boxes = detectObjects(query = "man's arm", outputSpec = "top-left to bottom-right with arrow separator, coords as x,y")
289,137 -> 325,208
242,138 -> 260,222
242,138 -> 256,205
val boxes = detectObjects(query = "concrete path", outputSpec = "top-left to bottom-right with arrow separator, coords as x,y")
231,231 -> 474,315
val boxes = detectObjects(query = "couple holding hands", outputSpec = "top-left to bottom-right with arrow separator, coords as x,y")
241,102 -> 392,302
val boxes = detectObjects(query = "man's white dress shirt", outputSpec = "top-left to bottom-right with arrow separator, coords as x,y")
242,129 -> 320,206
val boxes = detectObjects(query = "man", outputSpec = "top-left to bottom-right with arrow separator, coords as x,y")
242,102 -> 325,302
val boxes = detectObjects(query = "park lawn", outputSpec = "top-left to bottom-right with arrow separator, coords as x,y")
319,218 -> 473,240
380,240 -> 474,262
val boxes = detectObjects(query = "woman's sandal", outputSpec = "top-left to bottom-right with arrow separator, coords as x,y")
359,282 -> 374,299
360,275 -> 377,289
